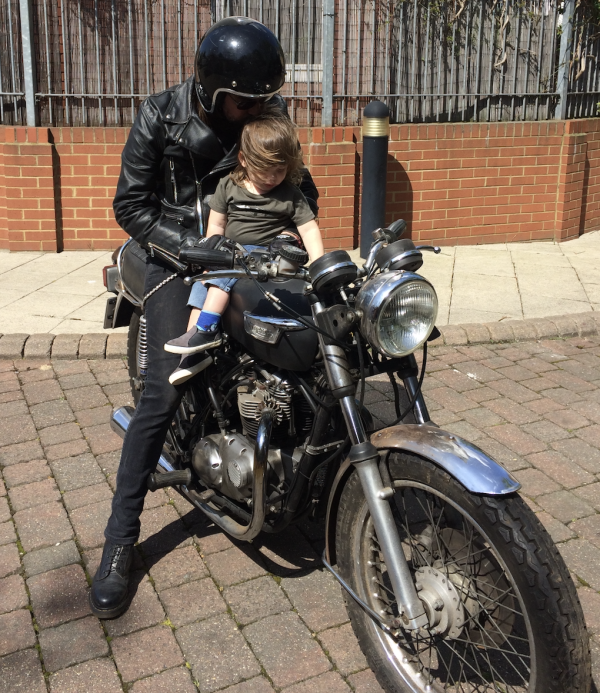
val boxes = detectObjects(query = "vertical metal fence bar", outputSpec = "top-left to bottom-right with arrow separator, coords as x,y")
19,0 -> 37,126
535,0 -> 545,121
548,1 -> 559,120
475,0 -> 484,121
291,0 -> 296,122
59,0 -> 69,124
449,6 -> 456,119
556,0 -> 574,119
396,0 -> 404,122
42,0 -> 52,124
384,1 -> 390,113
499,0 -> 509,122
356,0 -> 362,119
178,0 -> 182,84
462,2 -> 471,122
423,2 -> 430,121
259,0 -> 263,24
94,0 -> 102,124
410,0 -> 417,121
0,5 -> 5,123
341,0 -> 348,124
435,9 -> 442,122
128,0 -> 134,122
486,3 -> 496,122
195,0 -> 198,45
244,0 -> 248,16
511,1 -> 521,120
369,0 -> 375,97
161,0 -> 167,90
111,0 -> 118,124
77,0 -> 85,125
6,0 -> 19,121
522,8 -> 532,120
307,0 -> 312,123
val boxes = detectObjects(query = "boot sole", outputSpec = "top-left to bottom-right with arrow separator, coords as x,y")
89,591 -> 130,620
168,355 -> 213,385
164,337 -> 223,354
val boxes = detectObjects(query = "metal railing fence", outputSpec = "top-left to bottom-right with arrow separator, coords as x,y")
0,0 -> 598,127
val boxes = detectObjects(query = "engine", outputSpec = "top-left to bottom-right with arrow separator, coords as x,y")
191,370 -> 313,504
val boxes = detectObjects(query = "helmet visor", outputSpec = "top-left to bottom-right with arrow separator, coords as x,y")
206,87 -> 280,113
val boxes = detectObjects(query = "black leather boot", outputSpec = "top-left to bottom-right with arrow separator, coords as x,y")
89,542 -> 134,619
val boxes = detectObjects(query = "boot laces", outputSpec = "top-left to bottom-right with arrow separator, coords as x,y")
107,544 -> 128,574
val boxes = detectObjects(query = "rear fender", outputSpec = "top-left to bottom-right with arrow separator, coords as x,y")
325,424 -> 520,564
111,291 -> 137,329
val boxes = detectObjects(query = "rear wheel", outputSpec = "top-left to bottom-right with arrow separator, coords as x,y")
335,452 -> 590,693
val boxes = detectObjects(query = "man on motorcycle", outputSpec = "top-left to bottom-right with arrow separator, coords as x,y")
90,17 -> 319,619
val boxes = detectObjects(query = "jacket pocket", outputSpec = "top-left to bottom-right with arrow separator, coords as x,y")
160,198 -> 195,226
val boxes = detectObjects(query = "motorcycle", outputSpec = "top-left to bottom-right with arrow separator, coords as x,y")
102,221 -> 591,693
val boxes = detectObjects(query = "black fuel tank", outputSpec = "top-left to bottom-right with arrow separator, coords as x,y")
222,277 -> 318,372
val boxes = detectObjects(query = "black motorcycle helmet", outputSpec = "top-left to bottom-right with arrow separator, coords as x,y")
195,17 -> 286,114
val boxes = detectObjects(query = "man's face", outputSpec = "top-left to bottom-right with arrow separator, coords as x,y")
221,94 -> 264,122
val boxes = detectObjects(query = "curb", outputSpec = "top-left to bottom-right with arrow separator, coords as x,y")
0,311 -> 598,360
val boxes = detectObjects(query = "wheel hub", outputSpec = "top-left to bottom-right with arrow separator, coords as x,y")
415,565 -> 470,639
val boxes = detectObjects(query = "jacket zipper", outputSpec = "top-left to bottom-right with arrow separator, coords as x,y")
169,158 -> 178,204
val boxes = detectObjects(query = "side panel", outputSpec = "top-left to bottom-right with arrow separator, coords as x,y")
325,424 -> 520,564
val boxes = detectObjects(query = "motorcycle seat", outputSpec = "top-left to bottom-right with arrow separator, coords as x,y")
120,239 -> 147,303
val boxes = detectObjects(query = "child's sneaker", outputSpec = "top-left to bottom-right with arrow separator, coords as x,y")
169,353 -> 213,386
164,326 -> 223,355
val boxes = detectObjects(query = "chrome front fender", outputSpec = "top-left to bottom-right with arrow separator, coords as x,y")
325,424 -> 520,564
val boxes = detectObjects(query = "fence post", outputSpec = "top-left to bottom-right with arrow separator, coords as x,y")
555,0 -> 575,120
321,0 -> 335,127
18,0 -> 37,127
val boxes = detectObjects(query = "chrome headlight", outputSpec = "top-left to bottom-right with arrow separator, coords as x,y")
356,272 -> 438,357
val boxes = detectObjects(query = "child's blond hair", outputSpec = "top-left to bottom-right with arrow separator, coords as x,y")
231,114 -> 304,186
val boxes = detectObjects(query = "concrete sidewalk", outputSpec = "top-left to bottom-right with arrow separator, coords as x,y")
0,231 -> 599,334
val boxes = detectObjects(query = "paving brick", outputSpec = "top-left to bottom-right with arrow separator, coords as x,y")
0,333 -> 26,359
544,408 -> 591,430
281,570 -> 348,633
0,496 -> 10,523
571,400 -> 600,425
23,540 -> 81,577
149,545 -> 208,591
0,398 -> 28,419
552,438 -> 600,474
244,612 -> 331,688
14,501 -> 73,552
577,587 -> 600,634
426,387 -> 477,413
130,666 -> 198,693
0,610 -> 36,656
257,527 -> 320,575
51,335 -> 81,360
22,379 -> 63,406
485,423 -> 547,456
138,505 -> 192,556
64,384 -> 109,411
521,420 -> 571,443
76,405 -> 112,428
23,334 -> 55,360
487,378 -> 541,403
0,478 -> 4,496
8,478 -> 60,511
69,500 -> 112,549
318,622 -> 368,675
50,453 -> 105,492
347,669 -> 384,693
536,511 -> 576,544
49,657 -> 123,693
0,439 -> 44,467
525,397 -> 564,415
513,468 -> 561,498
526,450 -> 594,489
58,371 -> 98,391
176,614 -> 260,692
444,419 -> 487,442
559,539 -> 600,591
225,575 -> 290,625
537,491 -> 595,524
62,483 -> 112,513
0,414 -> 38,447
0,649 -> 46,693
104,573 -> 165,637
45,438 -> 90,462
2,459 -> 50,488
0,521 -> 16,547
96,449 -> 121,474
27,564 -> 91,629
204,545 -> 266,586
576,425 -> 600,450
539,387 -> 583,406
434,368 -> 482,392
161,576 -> 226,627
570,514 -> 600,550
284,671 -> 352,693
39,616 -> 109,672
18,363 -> 54,385
30,399 -> 75,429
484,398 -> 539,425
575,483 -> 600,512
543,369 -> 596,393
78,334 -> 107,359
460,406 -> 504,428
82,422 -> 123,455
0,574 -> 28,614
112,625 -> 184,682
39,422 -> 83,448
103,380 -> 132,402
106,333 -> 128,359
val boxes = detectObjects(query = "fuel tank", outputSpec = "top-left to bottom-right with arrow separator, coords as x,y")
222,277 -> 318,372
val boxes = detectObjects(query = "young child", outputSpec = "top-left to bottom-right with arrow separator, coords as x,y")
164,114 -> 324,385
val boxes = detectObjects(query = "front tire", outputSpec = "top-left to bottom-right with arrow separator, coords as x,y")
335,452 -> 590,693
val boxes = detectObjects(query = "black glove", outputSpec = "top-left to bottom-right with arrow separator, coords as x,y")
180,235 -> 224,256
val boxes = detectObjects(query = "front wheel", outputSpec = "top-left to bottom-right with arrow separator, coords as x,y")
335,452 -> 590,693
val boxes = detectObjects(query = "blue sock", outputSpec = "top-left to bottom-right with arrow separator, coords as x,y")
196,310 -> 221,332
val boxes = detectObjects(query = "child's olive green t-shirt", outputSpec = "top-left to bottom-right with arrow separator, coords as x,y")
208,175 -> 315,246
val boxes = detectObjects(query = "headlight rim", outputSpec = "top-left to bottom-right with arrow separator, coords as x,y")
356,271 -> 438,358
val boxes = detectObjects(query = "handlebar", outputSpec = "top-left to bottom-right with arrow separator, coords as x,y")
178,247 -> 235,268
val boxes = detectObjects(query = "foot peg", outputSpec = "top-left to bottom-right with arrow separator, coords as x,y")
147,468 -> 192,491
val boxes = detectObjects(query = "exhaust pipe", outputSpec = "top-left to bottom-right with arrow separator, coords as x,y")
110,406 -> 176,473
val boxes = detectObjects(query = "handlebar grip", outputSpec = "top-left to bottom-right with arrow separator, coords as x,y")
179,248 -> 235,269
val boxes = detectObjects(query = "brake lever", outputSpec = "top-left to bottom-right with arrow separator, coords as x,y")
416,245 -> 441,254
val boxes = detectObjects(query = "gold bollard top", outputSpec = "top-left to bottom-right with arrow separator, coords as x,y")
362,100 -> 390,137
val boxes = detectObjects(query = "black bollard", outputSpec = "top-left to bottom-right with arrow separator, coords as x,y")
359,100 -> 390,259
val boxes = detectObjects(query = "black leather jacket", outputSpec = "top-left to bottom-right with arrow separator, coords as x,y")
113,77 -> 319,260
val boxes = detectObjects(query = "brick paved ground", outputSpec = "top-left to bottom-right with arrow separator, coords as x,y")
2,338 -> 600,691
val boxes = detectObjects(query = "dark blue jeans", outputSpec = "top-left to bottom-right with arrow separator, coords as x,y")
104,257 -> 192,545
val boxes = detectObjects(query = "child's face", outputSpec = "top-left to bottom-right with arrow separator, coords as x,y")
244,162 -> 288,195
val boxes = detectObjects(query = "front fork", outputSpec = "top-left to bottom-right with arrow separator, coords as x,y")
313,303 -> 428,630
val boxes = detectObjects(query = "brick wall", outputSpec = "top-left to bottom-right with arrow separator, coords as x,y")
1,119 -> 599,252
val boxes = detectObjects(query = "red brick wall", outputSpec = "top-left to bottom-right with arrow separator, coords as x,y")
1,119 -> 599,252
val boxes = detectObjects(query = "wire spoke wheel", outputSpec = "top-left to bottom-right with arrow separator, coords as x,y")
335,453 -> 590,693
